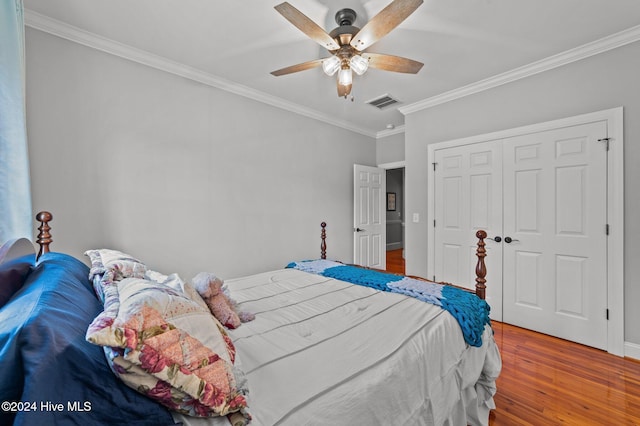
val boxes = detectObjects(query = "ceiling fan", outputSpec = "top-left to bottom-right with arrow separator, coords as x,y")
271,0 -> 424,98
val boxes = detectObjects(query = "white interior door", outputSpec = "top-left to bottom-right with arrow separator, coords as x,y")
353,164 -> 385,269
502,121 -> 608,350
433,141 -> 503,320
432,122 -> 608,349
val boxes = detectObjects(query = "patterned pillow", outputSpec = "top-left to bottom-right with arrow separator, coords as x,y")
86,274 -> 250,422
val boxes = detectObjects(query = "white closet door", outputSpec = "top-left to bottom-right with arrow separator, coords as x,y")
502,121 -> 608,350
433,140 -> 503,320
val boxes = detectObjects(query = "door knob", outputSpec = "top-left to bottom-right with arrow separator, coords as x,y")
504,236 -> 520,243
355,228 -> 366,232
489,236 -> 502,242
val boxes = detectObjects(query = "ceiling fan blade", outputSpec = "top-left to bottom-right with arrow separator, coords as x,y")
350,0 -> 423,51
364,52 -> 423,74
271,58 -> 325,76
274,2 -> 340,51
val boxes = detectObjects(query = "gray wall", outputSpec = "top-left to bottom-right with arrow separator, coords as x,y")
376,132 -> 404,165
403,40 -> 640,345
25,28 -> 376,280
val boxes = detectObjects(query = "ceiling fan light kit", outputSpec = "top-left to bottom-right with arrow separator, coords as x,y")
322,56 -> 341,76
349,55 -> 369,75
271,0 -> 424,99
338,66 -> 353,86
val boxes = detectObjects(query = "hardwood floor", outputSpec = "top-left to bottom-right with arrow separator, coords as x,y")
386,249 -> 405,275
490,322 -> 640,425
384,250 -> 640,425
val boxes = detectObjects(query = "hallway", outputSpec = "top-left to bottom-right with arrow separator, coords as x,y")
386,249 -> 404,275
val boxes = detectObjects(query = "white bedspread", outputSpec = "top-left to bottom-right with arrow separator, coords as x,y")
173,268 -> 501,426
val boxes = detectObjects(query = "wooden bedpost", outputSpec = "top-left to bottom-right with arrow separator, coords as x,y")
36,211 -> 53,260
475,230 -> 487,300
320,222 -> 327,259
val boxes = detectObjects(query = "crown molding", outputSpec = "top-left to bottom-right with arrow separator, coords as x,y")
399,24 -> 640,115
24,9 -> 376,138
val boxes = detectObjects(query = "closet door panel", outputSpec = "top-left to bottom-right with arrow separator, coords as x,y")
502,121 -> 608,350
434,140 -> 503,320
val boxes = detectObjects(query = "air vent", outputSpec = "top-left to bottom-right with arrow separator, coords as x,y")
366,94 -> 400,109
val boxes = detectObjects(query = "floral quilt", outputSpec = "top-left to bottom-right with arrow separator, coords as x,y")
85,249 -> 251,424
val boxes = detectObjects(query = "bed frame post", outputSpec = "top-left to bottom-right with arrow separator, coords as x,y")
320,222 -> 327,259
475,230 -> 487,300
36,211 -> 53,260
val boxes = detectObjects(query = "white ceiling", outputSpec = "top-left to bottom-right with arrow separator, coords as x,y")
23,0 -> 640,137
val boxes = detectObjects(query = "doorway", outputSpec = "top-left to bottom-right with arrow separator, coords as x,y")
386,167 -> 405,274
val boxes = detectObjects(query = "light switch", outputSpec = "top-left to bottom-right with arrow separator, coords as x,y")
412,213 -> 419,223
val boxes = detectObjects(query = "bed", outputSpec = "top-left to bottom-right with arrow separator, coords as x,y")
0,212 -> 501,426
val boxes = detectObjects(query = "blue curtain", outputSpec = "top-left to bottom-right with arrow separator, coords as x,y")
0,0 -> 32,243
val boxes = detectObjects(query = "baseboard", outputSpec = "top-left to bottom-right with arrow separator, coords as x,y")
624,341 -> 640,360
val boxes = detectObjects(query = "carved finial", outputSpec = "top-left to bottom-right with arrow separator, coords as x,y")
475,230 -> 487,300
36,211 -> 53,260
320,222 -> 327,259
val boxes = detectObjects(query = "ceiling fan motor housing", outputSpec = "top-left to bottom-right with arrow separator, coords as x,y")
335,8 -> 356,26
330,8 -> 360,47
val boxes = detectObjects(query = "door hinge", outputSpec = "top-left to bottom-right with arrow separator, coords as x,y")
606,224 -> 610,235
433,275 -> 436,281
597,137 -> 610,151
606,309 -> 609,320
432,162 -> 437,171
433,219 -> 436,227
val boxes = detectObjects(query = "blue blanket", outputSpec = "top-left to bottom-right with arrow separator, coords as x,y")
286,260 -> 491,347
